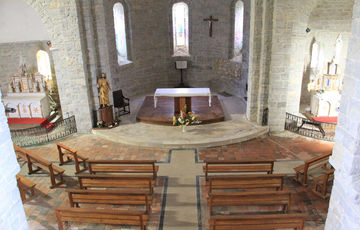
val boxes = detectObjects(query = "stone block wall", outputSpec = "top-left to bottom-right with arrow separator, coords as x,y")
325,0 -> 360,228
0,41 -> 51,96
0,90 -> 28,230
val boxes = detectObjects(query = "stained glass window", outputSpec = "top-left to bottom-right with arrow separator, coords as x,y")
234,1 -> 244,57
173,2 -> 189,56
113,2 -> 129,65
36,50 -> 51,80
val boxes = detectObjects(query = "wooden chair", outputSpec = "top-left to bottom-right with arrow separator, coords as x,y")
204,160 -> 274,181
208,174 -> 285,193
312,168 -> 335,199
293,152 -> 332,185
56,142 -> 88,174
14,145 -> 65,188
54,207 -> 148,230
16,174 -> 36,203
88,160 -> 158,179
209,213 -> 306,230
77,174 -> 155,194
67,189 -> 152,213
113,89 -> 130,117
208,191 -> 291,216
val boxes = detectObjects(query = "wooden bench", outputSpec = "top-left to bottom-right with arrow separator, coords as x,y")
208,174 -> 285,193
56,142 -> 89,174
209,213 -> 306,230
88,160 -> 158,179
77,174 -> 155,194
312,168 -> 335,199
203,160 -> 274,181
293,152 -> 332,185
16,174 -> 36,203
67,189 -> 152,213
14,145 -> 65,188
54,207 -> 148,230
208,191 -> 291,215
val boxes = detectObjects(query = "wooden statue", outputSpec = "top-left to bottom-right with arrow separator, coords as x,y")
97,73 -> 111,108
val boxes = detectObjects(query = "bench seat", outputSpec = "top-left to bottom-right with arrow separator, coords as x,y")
208,174 -> 285,193
204,160 -> 274,181
209,213 -> 306,230
54,207 -> 148,230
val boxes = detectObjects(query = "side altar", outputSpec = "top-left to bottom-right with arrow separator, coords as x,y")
2,69 -> 50,119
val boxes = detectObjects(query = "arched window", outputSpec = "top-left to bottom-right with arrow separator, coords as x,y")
311,42 -> 320,69
234,0 -> 244,58
113,2 -> 129,65
36,50 -> 51,80
172,2 -> 189,56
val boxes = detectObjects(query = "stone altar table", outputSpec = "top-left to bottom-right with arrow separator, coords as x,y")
154,88 -> 211,113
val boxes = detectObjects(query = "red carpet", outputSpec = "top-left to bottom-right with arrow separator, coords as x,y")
312,117 -> 338,124
7,118 -> 47,125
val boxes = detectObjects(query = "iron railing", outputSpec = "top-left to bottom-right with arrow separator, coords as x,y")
10,115 -> 77,147
285,113 -> 336,142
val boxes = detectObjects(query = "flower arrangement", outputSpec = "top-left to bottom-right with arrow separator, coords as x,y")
172,104 -> 200,127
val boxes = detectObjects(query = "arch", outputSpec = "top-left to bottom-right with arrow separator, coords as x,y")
113,2 -> 130,65
36,50 -> 52,80
172,2 -> 189,56
234,0 -> 244,58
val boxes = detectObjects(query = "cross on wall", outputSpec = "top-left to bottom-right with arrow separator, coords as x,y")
203,15 -> 219,37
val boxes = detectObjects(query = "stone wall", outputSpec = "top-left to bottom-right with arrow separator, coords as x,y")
24,0 -> 93,133
300,0 -> 354,107
78,0 -> 250,107
0,90 -> 28,230
0,41 -> 51,96
325,0 -> 360,228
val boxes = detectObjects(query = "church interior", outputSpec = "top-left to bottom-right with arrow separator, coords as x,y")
0,0 -> 359,229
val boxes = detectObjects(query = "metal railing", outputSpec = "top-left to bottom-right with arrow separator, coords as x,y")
10,115 -> 77,147
285,113 -> 336,142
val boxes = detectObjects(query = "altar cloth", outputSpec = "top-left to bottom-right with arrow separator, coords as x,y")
154,88 -> 211,108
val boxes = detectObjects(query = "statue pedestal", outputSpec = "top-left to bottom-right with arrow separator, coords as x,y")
100,106 -> 114,127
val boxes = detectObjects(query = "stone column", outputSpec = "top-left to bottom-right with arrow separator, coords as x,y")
0,90 -> 28,230
325,0 -> 360,229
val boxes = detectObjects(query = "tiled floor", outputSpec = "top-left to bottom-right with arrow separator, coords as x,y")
18,132 -> 334,230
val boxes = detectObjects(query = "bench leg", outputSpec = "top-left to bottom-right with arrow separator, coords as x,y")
55,211 -> 64,230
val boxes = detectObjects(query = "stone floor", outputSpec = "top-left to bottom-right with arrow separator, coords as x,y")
17,132 -> 334,230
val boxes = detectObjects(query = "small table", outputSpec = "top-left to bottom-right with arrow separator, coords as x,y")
154,88 -> 211,114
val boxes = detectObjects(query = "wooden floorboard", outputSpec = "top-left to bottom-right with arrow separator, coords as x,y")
136,96 -> 225,125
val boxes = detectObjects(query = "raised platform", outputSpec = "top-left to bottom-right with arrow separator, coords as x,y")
136,96 -> 225,125
93,114 -> 269,148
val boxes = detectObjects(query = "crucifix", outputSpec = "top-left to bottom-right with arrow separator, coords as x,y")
203,15 -> 219,37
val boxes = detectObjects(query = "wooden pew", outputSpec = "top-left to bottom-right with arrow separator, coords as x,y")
312,168 -> 335,199
293,152 -> 332,185
77,174 -> 155,194
67,189 -> 152,213
209,213 -> 306,230
14,145 -> 65,188
56,142 -> 89,174
54,207 -> 148,230
208,191 -> 291,215
88,160 -> 158,179
16,174 -> 36,203
203,160 -> 274,181
208,174 -> 285,193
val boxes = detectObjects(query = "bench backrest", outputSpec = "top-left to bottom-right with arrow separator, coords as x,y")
14,144 -> 52,167
54,207 -> 147,230
209,191 -> 291,215
305,152 -> 332,169
56,142 -> 88,160
209,213 -> 305,230
77,174 -> 154,194
67,189 -> 151,213
208,174 -> 285,192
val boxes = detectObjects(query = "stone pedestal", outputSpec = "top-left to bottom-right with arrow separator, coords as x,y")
99,106 -> 114,127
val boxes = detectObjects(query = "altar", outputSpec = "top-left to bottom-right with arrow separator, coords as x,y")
154,88 -> 211,113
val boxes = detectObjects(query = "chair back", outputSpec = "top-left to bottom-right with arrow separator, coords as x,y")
113,90 -> 125,107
